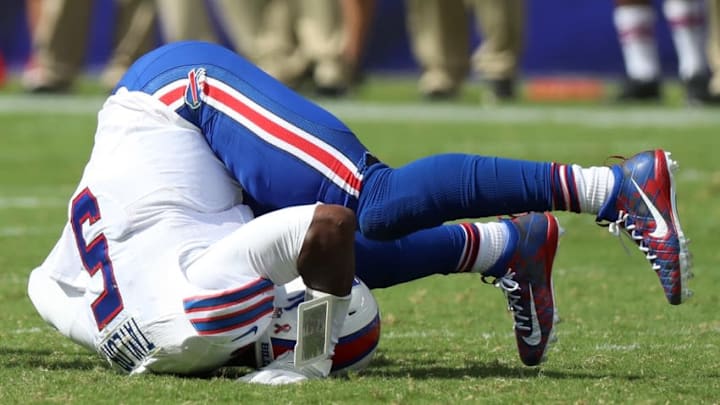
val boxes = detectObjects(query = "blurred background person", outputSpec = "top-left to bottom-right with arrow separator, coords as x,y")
340,0 -> 376,85
222,0 -> 375,96
708,0 -> 720,99
613,0 -> 712,104
0,0 -> 39,89
212,0 -> 265,61
246,0 -> 355,96
157,0 -> 372,97
405,0 -> 524,102
22,0 -> 156,93
220,0 -> 309,87
154,0 -> 218,44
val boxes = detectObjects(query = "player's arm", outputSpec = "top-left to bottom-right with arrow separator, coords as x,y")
238,204 -> 357,384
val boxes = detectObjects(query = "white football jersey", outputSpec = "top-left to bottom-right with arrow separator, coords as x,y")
29,90 -> 382,376
29,90 -> 278,375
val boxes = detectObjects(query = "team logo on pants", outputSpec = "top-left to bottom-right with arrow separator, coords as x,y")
184,68 -> 207,109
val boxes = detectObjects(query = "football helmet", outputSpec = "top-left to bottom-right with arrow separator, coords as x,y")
252,277 -> 381,375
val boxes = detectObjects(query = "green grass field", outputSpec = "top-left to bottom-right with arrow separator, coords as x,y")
1,78 -> 719,404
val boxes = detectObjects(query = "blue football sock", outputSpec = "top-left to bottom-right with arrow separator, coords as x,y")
357,154 -> 553,239
354,225 -> 468,289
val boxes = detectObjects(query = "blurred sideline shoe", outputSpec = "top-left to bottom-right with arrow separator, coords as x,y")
684,74 -> 720,106
314,58 -> 349,97
100,64 -> 129,92
21,64 -> 72,94
616,78 -> 661,102
483,212 -> 559,367
485,77 -> 516,102
597,150 -> 693,305
419,68 -> 461,101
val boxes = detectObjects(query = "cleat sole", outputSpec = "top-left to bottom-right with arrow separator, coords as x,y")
663,151 -> 693,303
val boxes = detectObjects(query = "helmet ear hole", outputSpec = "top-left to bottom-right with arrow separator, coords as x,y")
270,277 -> 381,374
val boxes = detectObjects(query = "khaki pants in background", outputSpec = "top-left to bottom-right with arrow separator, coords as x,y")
708,0 -> 720,95
213,0 -> 348,89
405,0 -> 524,95
154,0 -> 216,43
26,0 -> 156,90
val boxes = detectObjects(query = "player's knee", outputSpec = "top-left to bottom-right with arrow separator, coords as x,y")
357,209 -> 406,241
355,165 -> 406,240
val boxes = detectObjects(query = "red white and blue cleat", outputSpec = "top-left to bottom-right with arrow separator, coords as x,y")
483,212 -> 559,366
597,150 -> 692,305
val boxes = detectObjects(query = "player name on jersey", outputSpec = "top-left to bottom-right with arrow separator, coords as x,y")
98,316 -> 157,373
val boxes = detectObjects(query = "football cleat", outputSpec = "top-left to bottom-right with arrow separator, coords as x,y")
615,78 -> 661,102
484,212 -> 559,366
597,150 -> 692,305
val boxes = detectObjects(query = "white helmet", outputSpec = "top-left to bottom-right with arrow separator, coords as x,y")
266,277 -> 381,374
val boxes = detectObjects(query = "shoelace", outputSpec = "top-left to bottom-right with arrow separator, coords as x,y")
488,272 -> 531,332
599,210 -> 660,272
601,209 -> 695,303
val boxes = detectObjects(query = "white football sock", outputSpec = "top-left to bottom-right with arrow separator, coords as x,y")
663,0 -> 706,80
573,165 -> 615,215
614,5 -> 661,81
470,222 -> 511,273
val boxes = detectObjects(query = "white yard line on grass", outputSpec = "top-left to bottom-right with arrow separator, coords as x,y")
327,102 -> 720,128
0,94 -> 106,114
382,329 -> 459,339
0,226 -> 60,237
0,196 -> 66,209
10,327 -> 44,335
1,94 -> 718,128
595,343 -> 641,351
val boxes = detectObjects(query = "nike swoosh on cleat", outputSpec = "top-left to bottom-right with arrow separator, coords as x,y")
522,286 -> 542,347
631,178 -> 669,238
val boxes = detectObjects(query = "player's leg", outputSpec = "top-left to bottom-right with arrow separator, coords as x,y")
662,0 -> 712,104
354,213 -> 559,366
354,220 -> 512,289
709,0 -> 720,97
469,0 -> 525,101
100,0 -> 156,90
154,0 -> 217,43
405,0 -> 470,99
295,0 -> 351,95
356,149 -> 691,305
115,42 -> 690,305
22,0 -> 92,92
114,41 -> 595,235
357,154 -> 609,238
613,0 -> 662,101
115,40 -> 371,216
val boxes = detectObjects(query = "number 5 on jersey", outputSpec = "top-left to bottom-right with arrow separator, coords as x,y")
71,187 -> 123,330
